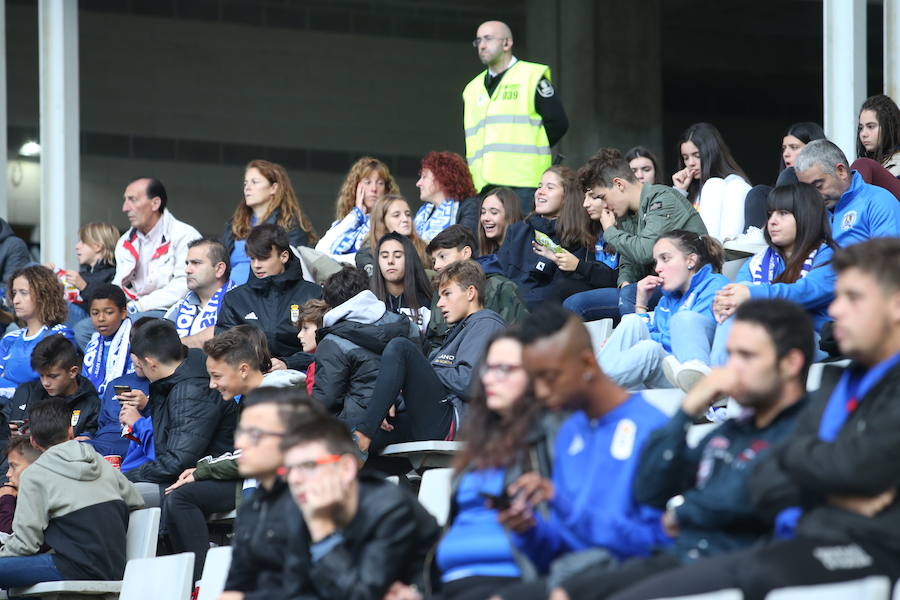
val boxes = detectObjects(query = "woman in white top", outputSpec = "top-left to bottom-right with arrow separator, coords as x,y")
672,122 -> 751,242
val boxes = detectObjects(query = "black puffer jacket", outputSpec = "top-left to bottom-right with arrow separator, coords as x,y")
224,477 -> 303,600
750,361 -> 900,553
312,291 -> 419,427
124,349 -> 237,484
283,471 -> 441,600
216,254 -> 323,370
5,376 -> 100,437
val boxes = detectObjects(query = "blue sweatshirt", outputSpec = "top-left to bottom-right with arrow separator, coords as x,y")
436,468 -> 521,582
830,171 -> 900,247
84,373 -> 151,457
0,324 -> 76,399
737,243 -> 835,331
512,395 -> 670,570
650,265 -> 728,352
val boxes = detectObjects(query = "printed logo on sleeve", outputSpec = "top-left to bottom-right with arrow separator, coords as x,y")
537,79 -> 555,98
610,418 -> 637,460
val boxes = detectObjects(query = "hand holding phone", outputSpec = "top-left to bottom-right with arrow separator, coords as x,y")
480,491 -> 512,511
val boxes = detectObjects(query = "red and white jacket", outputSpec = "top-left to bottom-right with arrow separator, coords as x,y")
113,210 -> 201,313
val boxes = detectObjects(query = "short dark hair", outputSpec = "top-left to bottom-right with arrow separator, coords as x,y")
426,224 -> 477,256
87,284 -> 127,311
6,435 -> 42,462
518,302 -> 574,345
437,259 -> 485,305
280,412 -> 357,456
28,398 -> 72,448
133,177 -> 168,213
130,316 -> 158,345
323,266 -> 370,308
246,223 -> 290,260
188,238 -> 231,282
31,334 -> 80,372
203,325 -> 272,373
578,147 -> 638,190
733,299 -> 815,380
129,319 -> 186,364
831,237 -> 900,293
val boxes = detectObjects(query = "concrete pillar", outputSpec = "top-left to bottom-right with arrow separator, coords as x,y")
886,0 -> 900,101
526,0 -> 662,170
823,0 -> 866,163
38,0 -> 79,266
0,0 -> 7,221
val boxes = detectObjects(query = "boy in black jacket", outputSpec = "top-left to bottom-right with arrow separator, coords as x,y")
5,334 -> 99,439
281,412 -> 440,600
608,238 -> 900,600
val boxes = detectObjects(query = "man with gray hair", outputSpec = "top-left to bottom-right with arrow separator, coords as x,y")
794,139 -> 900,246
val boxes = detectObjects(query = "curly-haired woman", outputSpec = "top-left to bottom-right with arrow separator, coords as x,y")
414,151 -> 479,241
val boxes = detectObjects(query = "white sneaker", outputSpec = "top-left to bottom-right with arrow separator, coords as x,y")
662,355 -> 683,388
676,360 -> 711,393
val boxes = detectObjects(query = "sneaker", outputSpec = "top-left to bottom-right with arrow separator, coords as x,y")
676,360 -> 711,393
662,355 -> 683,388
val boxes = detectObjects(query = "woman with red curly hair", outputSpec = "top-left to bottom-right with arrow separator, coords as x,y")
414,151 -> 479,242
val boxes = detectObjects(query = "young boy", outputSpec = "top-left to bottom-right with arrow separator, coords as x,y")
82,284 -> 133,396
296,299 -> 329,397
0,436 -> 42,537
424,225 -> 528,351
5,334 -> 100,439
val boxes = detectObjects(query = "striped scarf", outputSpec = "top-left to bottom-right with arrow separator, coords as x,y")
748,246 -> 817,283
414,200 -> 460,242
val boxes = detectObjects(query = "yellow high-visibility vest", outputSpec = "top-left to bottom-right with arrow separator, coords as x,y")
463,60 -> 552,191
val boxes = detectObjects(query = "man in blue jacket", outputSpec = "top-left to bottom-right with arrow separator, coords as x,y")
490,304 -> 669,597
794,139 -> 900,246
552,299 -> 812,600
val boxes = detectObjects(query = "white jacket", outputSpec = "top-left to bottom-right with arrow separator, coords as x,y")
113,210 -> 201,312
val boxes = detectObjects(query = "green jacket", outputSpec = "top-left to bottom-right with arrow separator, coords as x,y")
424,273 -> 528,353
604,184 -> 707,286
194,451 -> 242,507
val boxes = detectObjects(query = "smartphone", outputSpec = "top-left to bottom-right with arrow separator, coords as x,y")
114,385 -> 132,397
8,420 -> 24,427
479,491 -> 512,511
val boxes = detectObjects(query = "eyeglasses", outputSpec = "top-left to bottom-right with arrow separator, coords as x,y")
479,363 -> 524,379
283,454 -> 343,475
234,426 -> 285,446
472,35 -> 507,47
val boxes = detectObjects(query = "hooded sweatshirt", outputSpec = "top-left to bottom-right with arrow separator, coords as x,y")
313,291 -> 419,426
429,308 -> 506,400
0,439 -> 144,579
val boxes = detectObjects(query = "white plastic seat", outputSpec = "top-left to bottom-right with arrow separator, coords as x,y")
722,258 -> 749,281
766,575 -> 891,599
655,590 -> 743,600
10,507 -> 161,599
642,388 -> 684,417
119,553 -> 195,600
208,509 -> 238,523
381,440 -> 464,470
585,318 -> 614,351
417,467 -> 453,526
196,546 -> 233,600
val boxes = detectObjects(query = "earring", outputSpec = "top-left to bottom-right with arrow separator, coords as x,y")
687,264 -> 694,270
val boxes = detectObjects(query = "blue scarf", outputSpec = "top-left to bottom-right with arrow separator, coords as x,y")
82,319 -> 134,396
818,352 -> 900,441
415,200 -> 460,242
748,246 -> 817,283
172,280 -> 236,337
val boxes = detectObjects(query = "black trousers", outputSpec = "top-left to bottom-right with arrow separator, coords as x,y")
360,337 -> 453,441
163,479 -> 237,581
608,537 -> 900,600
560,553 -> 680,600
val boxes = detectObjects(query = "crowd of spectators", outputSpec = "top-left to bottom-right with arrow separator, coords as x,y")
0,17 -> 896,600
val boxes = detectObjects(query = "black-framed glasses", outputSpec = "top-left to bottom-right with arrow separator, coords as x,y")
234,426 -> 284,446
472,35 -> 507,47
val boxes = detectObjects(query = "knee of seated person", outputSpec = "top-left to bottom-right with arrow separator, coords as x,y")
669,311 -> 714,328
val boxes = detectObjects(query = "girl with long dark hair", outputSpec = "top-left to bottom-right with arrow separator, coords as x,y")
371,232 -> 434,333
858,94 -> 900,176
672,123 -> 751,241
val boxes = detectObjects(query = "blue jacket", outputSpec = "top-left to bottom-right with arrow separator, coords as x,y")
737,243 -> 836,331
493,216 -> 589,308
84,373 -> 151,457
512,394 -> 670,570
635,399 -> 806,563
830,171 -> 900,247
651,265 -> 728,352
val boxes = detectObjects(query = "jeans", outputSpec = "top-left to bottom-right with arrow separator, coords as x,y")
132,481 -> 164,508
0,553 -> 64,588
563,284 -> 661,321
711,316 -> 828,367
668,311 -> 717,363
597,314 -> 671,390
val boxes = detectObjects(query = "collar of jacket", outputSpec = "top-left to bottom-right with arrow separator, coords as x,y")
247,253 -> 305,291
526,214 -> 558,237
